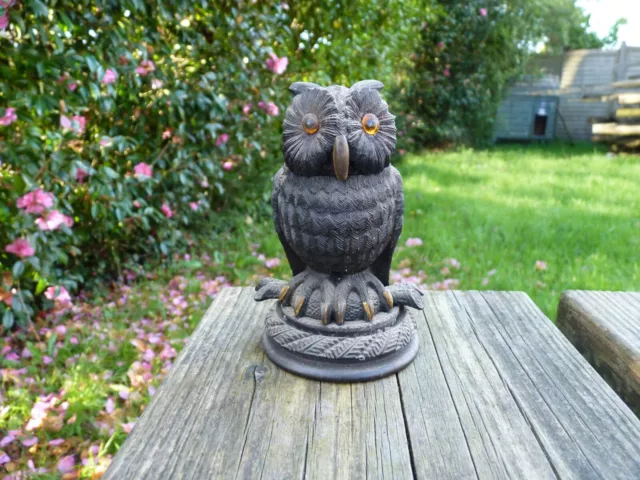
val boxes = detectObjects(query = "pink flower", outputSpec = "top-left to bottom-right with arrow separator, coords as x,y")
535,260 -> 548,271
122,422 -> 135,433
35,210 -> 74,231
0,13 -> 8,30
43,356 -> 53,365
151,78 -> 163,89
133,200 -> 141,208
265,53 -> 288,75
57,455 -> 75,474
135,60 -> 156,76
258,101 -> 279,116
162,128 -> 172,140
58,73 -> 78,91
22,437 -> 38,447
105,397 -> 115,414
44,286 -> 72,305
479,8 -> 488,16
0,107 -> 17,126
222,161 -> 233,172
22,347 -> 32,358
242,103 -> 252,115
5,351 -> 19,361
265,258 -> 281,269
405,237 -> 423,247
201,178 -> 209,188
76,168 -> 89,182
161,203 -> 173,218
189,201 -> 199,211
133,162 -> 153,179
443,68 -> 451,77
16,189 -> 54,214
5,238 -> 35,258
102,68 -> 117,84
60,115 -> 86,135
437,41 -> 445,49
48,438 -> 64,446
216,133 -> 229,147
99,137 -> 113,147
0,454 -> 9,465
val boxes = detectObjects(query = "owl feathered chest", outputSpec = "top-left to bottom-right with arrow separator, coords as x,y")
273,166 -> 401,274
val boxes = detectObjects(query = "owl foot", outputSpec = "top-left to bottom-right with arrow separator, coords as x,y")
280,268 -> 336,324
384,283 -> 425,310
334,269 -> 392,324
254,277 -> 289,301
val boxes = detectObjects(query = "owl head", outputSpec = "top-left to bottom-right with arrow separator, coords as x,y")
282,80 -> 396,180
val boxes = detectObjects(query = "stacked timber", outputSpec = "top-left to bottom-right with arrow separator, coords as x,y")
592,85 -> 640,151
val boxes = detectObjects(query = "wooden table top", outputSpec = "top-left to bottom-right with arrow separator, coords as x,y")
558,290 -> 640,413
105,288 -> 640,479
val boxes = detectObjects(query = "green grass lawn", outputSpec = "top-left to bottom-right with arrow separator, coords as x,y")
2,142 -> 639,477
399,143 -> 640,317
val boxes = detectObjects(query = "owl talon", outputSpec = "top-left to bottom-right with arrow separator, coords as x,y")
321,303 -> 331,325
363,301 -> 374,321
383,290 -> 394,309
336,300 -> 347,325
279,286 -> 290,303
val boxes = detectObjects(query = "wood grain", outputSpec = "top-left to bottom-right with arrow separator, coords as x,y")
105,288 -> 640,479
104,287 -> 413,480
557,290 -> 640,413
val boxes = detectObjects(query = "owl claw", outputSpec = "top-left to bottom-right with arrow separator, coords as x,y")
295,297 -> 305,317
363,301 -> 374,321
321,303 -> 331,325
336,300 -> 347,325
383,290 -> 394,309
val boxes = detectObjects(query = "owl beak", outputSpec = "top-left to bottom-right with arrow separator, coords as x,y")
333,134 -> 349,181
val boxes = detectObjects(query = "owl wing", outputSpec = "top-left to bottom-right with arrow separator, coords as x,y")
370,166 -> 404,286
272,167 -> 307,276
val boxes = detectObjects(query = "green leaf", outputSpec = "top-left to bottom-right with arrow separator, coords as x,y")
103,167 -> 119,179
35,278 -> 47,295
30,0 -> 48,17
27,256 -> 41,270
47,333 -> 58,356
2,309 -> 14,330
12,261 -> 25,279
12,297 -> 23,314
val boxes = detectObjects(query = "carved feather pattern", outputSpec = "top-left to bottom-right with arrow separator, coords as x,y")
265,308 -> 416,360
274,165 -> 402,274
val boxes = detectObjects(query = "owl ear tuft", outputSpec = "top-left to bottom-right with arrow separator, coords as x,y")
350,80 -> 384,91
289,82 -> 322,96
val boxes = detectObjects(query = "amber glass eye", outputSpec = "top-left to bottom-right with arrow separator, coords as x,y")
302,113 -> 319,134
361,113 -> 379,135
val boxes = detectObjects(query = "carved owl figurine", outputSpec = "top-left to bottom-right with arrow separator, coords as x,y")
257,80 -> 422,325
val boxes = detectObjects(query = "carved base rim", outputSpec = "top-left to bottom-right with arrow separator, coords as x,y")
262,304 -> 419,382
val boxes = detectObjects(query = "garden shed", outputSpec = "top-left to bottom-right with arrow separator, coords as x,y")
496,43 -> 640,142
494,94 -> 559,141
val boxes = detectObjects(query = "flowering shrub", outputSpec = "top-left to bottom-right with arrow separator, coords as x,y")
0,0 -> 422,328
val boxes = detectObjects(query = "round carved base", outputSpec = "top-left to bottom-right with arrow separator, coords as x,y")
262,302 -> 419,382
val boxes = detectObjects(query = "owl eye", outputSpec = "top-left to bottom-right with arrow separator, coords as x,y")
361,113 -> 379,135
302,113 -> 319,135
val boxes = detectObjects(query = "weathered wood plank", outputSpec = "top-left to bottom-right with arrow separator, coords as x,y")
592,122 -> 640,136
400,290 -> 640,479
557,290 -> 640,413
617,93 -> 640,105
104,287 -> 413,480
105,288 -> 640,479
616,108 -> 640,120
